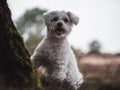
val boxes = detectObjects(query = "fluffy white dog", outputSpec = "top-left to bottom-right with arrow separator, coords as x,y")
31,11 -> 83,90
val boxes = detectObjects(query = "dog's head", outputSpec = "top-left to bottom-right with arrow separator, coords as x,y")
44,11 -> 79,39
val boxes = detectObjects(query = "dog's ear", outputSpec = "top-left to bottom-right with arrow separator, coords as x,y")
43,12 -> 50,26
67,11 -> 79,25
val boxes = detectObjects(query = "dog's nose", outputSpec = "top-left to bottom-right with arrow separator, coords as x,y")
57,22 -> 63,27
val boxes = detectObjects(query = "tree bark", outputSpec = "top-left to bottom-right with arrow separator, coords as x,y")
0,0 -> 41,89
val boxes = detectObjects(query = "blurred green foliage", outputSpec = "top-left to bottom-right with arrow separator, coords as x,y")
16,8 -> 47,35
88,40 -> 101,54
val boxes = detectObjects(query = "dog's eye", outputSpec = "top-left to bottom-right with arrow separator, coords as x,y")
52,16 -> 59,22
63,18 -> 69,22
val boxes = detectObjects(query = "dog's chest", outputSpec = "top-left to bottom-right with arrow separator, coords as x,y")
45,42 -> 69,61
39,38 -> 72,62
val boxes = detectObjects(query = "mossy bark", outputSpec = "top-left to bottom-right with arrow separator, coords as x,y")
0,0 -> 41,89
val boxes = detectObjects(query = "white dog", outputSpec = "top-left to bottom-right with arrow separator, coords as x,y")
31,11 -> 83,90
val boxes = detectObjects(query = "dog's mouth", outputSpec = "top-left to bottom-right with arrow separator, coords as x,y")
55,28 -> 65,36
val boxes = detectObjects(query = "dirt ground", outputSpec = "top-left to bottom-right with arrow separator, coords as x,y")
78,54 -> 120,88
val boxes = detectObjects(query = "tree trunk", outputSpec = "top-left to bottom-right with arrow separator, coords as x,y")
0,0 -> 41,90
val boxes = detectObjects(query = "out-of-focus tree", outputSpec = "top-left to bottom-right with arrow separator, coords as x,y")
88,40 -> 101,54
16,8 -> 47,54
0,1 -> 41,89
16,8 -> 47,35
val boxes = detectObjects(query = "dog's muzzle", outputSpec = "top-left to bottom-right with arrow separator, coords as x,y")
55,22 -> 65,35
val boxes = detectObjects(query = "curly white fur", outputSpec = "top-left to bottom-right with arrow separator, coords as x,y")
31,11 -> 83,90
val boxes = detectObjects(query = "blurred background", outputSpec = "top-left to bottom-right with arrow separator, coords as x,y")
7,0 -> 120,89
8,0 -> 120,54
